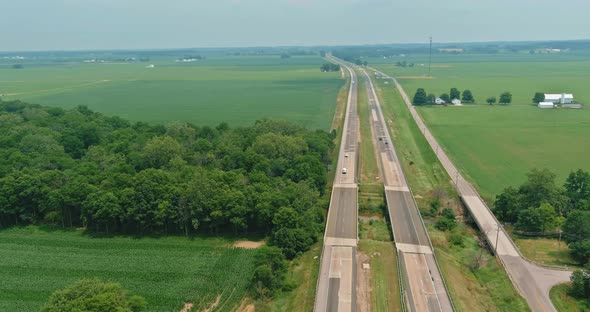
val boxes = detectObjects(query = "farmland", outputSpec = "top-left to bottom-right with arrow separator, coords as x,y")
0,226 -> 258,312
372,54 -> 590,200
0,55 -> 342,130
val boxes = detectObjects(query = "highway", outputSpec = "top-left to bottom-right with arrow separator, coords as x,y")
314,56 -> 359,312
369,67 -> 572,312
359,67 -> 454,312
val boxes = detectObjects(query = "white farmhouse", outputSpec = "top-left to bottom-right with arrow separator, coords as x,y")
544,93 -> 574,104
435,97 -> 446,105
451,98 -> 461,105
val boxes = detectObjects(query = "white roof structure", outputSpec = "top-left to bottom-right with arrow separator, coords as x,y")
544,94 -> 573,100
451,98 -> 461,105
435,97 -> 446,104
538,102 -> 554,108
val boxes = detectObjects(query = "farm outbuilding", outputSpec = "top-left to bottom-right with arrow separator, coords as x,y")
452,99 -> 461,105
538,102 -> 555,109
544,93 -> 574,104
435,98 -> 446,104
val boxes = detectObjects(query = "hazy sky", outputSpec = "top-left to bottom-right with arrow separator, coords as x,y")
2,0 -> 589,51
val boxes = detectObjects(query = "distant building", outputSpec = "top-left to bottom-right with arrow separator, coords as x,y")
544,93 -> 574,104
435,98 -> 446,105
438,48 -> 464,53
145,64 -> 155,68
562,104 -> 582,109
538,102 -> 555,109
451,99 -> 461,105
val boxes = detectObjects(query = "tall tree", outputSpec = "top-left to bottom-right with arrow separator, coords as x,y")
450,88 -> 461,100
439,93 -> 451,103
462,90 -> 475,103
532,92 -> 545,103
486,96 -> 497,105
412,88 -> 427,105
494,186 -> 520,223
565,169 -> 590,211
499,91 -> 512,105
563,210 -> 590,244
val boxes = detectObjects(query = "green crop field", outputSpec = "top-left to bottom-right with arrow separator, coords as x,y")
0,55 -> 342,130
0,226 -> 257,312
372,54 -> 590,200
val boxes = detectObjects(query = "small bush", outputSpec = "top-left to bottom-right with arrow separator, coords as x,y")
435,217 -> 457,231
449,231 -> 465,247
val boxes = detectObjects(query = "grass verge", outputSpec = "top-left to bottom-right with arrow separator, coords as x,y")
511,233 -> 579,268
550,283 -> 588,312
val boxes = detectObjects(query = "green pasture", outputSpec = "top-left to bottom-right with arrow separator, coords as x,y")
372,54 -> 590,201
416,105 -> 590,201
0,226 -> 257,312
0,55 -> 342,129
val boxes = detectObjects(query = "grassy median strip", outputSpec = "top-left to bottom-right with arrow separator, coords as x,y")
372,74 -> 529,311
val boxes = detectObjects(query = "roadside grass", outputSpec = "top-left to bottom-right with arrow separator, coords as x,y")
511,234 -> 579,268
372,75 -> 529,311
0,226 -> 257,312
550,283 -> 588,312
2,55 -> 342,130
259,242 -> 323,312
429,225 -> 530,312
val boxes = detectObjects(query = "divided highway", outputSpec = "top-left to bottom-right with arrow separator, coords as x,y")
314,57 -> 359,312
370,67 -> 572,312
359,67 -> 453,312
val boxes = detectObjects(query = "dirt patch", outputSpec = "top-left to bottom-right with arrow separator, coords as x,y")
233,240 -> 264,249
397,76 -> 433,79
201,294 -> 221,312
235,299 -> 255,312
356,251 -> 372,312
180,303 -> 193,312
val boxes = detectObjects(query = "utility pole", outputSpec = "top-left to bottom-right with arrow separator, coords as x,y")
428,36 -> 433,77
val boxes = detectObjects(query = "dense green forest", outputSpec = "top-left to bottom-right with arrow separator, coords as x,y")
494,168 -> 590,265
0,100 -> 334,258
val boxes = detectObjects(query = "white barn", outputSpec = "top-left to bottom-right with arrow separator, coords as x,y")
538,102 -> 554,109
544,93 -> 574,104
451,98 -> 461,105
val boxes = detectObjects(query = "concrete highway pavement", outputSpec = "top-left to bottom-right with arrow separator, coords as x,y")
314,57 -> 359,312
369,67 -> 571,312
359,67 -> 453,312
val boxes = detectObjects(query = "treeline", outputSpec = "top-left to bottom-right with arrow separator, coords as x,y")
412,87 -> 474,105
0,100 -> 335,259
320,63 -> 340,72
494,168 -> 590,264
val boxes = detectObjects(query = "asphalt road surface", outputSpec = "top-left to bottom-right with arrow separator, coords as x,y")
369,66 -> 571,312
359,67 -> 454,312
314,57 -> 359,312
